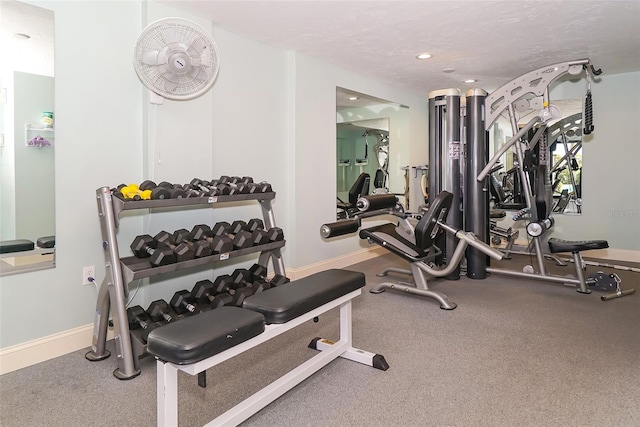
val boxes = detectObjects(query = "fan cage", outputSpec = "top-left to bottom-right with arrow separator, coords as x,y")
134,18 -> 220,100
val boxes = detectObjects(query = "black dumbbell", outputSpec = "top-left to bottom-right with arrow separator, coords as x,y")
247,182 -> 273,193
211,274 -> 252,306
127,305 -> 151,330
169,229 -> 213,258
147,299 -> 175,323
215,176 -> 252,194
138,180 -> 173,200
191,280 -> 228,309
130,235 -> 176,266
189,178 -> 217,196
170,290 -> 200,315
192,223 -> 254,250
230,268 -> 267,294
266,227 -> 285,242
247,263 -> 289,288
152,231 -> 195,262
188,224 -> 235,253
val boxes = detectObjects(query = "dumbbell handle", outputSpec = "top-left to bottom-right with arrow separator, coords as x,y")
153,311 -> 172,322
130,313 -> 149,329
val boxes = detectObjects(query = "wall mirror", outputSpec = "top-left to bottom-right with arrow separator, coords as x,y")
489,98 -> 583,216
336,87 -> 408,219
0,1 -> 56,276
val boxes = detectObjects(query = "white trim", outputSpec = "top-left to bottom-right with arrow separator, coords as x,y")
2,244 -> 637,374
0,323 -> 114,375
579,248 -> 640,263
286,246 -> 387,280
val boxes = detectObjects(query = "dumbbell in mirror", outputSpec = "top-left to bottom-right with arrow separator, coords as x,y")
130,234 -> 176,266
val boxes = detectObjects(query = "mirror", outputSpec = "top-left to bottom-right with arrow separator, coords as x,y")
336,87 -> 408,219
0,1 -> 55,275
488,98 -> 583,215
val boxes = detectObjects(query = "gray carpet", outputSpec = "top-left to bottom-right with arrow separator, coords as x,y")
1,253 -> 639,427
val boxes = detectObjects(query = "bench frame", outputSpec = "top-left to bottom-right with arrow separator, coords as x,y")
156,288 -> 382,426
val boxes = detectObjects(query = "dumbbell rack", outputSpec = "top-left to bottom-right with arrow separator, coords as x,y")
85,186 -> 286,380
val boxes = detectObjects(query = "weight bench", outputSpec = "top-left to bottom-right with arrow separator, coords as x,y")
548,238 -> 609,293
147,269 -> 388,427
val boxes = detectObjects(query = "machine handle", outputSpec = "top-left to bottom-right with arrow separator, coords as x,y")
583,91 -> 594,135
320,219 -> 360,238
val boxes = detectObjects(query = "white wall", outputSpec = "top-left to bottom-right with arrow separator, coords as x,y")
2,0 -> 636,355
1,0 -> 143,348
549,72 -> 640,251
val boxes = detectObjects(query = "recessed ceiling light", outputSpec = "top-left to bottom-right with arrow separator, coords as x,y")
464,79 -> 477,83
443,68 -> 455,73
415,53 -> 432,60
348,96 -> 358,101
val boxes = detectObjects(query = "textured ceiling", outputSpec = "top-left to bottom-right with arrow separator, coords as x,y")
162,0 -> 640,94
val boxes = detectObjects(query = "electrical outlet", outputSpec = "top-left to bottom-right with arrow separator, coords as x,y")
83,265 -> 95,285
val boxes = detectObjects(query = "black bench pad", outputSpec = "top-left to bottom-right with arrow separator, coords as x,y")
0,239 -> 35,254
146,307 -> 265,365
243,269 -> 365,324
548,238 -> 609,254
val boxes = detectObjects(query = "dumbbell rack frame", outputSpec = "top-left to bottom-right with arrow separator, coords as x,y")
85,186 -> 287,380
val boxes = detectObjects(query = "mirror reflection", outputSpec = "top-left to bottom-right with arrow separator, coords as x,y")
488,98 -> 583,215
336,119 -> 390,218
0,1 -> 55,275
336,87 -> 408,219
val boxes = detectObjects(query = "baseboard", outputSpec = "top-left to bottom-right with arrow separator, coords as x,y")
0,246 -> 387,375
580,248 -> 640,263
0,324 -> 114,375
286,246 -> 387,280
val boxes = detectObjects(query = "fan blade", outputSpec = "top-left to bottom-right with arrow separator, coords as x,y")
188,66 -> 211,82
160,27 -> 180,45
142,50 -> 163,66
163,77 -> 179,92
187,37 -> 207,56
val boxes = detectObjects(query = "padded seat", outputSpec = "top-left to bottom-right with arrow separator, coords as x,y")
548,238 -> 608,254
243,269 -> 365,324
37,235 -> 55,249
360,223 -> 431,262
0,239 -> 35,254
147,307 -> 265,365
490,210 -> 506,219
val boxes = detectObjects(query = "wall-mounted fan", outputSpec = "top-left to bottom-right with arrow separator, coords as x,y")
133,17 -> 220,102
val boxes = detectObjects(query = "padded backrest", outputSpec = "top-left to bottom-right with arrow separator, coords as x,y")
374,169 -> 385,188
489,174 -> 506,203
348,173 -> 370,205
414,191 -> 453,250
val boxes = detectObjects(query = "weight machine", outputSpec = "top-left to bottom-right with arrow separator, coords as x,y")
320,192 -> 503,309
428,58 -> 633,298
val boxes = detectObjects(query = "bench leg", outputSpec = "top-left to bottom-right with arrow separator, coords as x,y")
157,360 -> 179,427
309,300 -> 390,371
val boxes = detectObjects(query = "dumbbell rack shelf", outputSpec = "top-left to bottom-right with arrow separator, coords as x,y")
86,186 -> 287,380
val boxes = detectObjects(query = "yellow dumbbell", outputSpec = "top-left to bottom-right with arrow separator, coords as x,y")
120,184 -> 151,201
